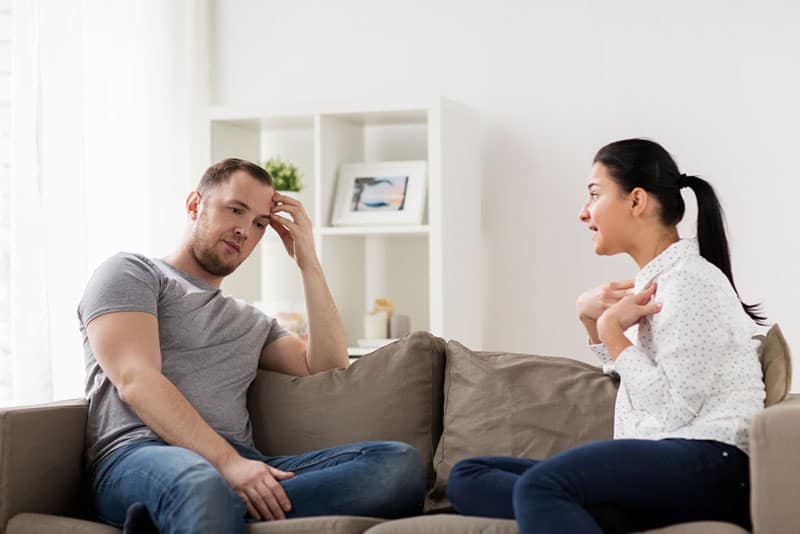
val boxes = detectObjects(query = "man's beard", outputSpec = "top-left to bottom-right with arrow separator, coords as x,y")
190,219 -> 240,277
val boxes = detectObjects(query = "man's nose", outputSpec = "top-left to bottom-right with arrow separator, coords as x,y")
234,226 -> 248,239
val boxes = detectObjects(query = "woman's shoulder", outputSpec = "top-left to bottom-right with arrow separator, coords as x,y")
658,253 -> 737,300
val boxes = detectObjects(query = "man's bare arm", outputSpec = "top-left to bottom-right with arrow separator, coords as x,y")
87,311 -> 295,520
263,191 -> 348,374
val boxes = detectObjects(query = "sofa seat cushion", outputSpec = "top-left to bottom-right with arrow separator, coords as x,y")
7,513 -> 120,534
427,341 -> 618,511
365,514 -> 517,534
643,521 -> 749,533
248,331 -> 446,490
7,513 -> 384,534
247,515 -> 384,533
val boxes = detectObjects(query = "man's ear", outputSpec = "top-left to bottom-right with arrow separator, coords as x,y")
630,187 -> 648,216
186,191 -> 201,220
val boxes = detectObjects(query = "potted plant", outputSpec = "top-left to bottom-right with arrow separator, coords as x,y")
262,156 -> 303,193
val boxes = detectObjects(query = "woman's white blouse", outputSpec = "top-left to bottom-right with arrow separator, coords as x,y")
590,238 -> 765,454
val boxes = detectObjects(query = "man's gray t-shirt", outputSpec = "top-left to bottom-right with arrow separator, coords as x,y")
78,253 -> 288,472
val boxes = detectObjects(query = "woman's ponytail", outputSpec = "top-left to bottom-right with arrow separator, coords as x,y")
683,175 -> 767,325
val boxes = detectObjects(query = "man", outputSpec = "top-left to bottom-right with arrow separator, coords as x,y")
79,158 -> 424,533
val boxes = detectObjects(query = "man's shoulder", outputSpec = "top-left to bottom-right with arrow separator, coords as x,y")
90,252 -> 165,282
102,251 -> 160,271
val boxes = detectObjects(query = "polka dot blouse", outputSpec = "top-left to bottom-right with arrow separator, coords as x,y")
589,238 -> 766,454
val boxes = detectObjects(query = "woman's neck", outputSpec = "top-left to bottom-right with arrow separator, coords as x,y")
630,228 -> 680,270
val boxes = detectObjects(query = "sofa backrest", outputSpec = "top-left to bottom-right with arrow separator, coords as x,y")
247,331 -> 447,490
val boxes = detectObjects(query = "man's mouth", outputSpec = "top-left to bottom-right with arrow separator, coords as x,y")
223,240 -> 241,253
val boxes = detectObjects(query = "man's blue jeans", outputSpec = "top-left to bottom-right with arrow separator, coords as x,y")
88,439 -> 425,533
447,438 -> 750,534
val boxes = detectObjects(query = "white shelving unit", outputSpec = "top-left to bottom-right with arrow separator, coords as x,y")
201,98 -> 482,351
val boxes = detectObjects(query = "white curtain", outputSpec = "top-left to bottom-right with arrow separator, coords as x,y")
9,0 -> 208,405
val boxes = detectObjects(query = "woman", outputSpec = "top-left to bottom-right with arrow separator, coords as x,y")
447,139 -> 766,533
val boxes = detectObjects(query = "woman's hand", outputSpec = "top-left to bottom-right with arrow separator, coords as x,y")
597,284 -> 662,359
576,280 -> 634,343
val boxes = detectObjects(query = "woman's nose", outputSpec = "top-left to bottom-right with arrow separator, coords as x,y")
578,204 -> 590,222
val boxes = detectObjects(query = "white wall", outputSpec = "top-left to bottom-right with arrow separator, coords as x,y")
210,0 -> 800,389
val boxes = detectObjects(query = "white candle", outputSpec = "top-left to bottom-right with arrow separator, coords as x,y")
364,310 -> 389,339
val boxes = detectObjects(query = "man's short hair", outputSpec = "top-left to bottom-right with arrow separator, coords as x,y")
197,158 -> 272,194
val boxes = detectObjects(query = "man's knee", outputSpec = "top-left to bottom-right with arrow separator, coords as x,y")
363,441 -> 425,515
371,441 -> 424,486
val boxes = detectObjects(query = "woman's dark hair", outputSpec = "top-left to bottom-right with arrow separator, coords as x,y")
593,138 -> 766,325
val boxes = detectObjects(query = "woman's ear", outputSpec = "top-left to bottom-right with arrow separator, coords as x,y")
630,187 -> 648,216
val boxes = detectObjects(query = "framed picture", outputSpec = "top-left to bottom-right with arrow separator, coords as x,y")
331,161 -> 427,226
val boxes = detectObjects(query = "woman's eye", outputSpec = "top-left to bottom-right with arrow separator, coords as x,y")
590,192 -> 599,200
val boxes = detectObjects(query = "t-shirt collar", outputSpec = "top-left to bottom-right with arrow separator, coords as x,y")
634,238 -> 699,292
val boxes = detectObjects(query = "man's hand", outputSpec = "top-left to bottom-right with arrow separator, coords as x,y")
269,192 -> 318,271
576,280 -> 634,343
220,455 -> 295,521
597,284 -> 662,359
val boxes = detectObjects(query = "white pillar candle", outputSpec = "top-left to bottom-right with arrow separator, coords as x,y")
364,310 -> 389,339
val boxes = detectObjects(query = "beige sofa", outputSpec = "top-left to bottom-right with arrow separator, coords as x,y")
0,327 -> 795,534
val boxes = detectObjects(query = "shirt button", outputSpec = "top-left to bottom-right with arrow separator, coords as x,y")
722,451 -> 729,457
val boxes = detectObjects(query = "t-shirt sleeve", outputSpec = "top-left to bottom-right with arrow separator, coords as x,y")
78,253 -> 161,326
263,316 -> 291,346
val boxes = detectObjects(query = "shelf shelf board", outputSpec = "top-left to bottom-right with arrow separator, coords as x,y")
317,225 -> 430,236
207,104 -> 429,129
347,347 -> 374,357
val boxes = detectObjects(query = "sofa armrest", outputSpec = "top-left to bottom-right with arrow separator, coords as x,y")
750,394 -> 800,534
0,399 -> 88,534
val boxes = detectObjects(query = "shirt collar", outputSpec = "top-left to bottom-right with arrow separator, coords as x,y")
634,238 -> 699,292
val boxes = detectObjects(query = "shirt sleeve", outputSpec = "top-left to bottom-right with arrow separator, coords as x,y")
78,253 -> 161,327
588,342 -> 617,375
612,270 -> 732,432
263,316 -> 290,346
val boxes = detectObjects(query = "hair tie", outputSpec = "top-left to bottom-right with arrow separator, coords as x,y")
677,173 -> 690,189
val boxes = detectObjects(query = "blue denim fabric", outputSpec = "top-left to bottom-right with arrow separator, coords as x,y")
89,439 -> 424,534
447,439 -> 750,534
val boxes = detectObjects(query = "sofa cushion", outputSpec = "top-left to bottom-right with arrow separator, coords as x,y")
427,341 -> 618,511
248,331 -> 446,490
365,514 -> 517,533
6,513 -> 384,534
642,521 -> 749,533
755,324 -> 792,406
7,513 -> 120,534
248,515 -> 384,533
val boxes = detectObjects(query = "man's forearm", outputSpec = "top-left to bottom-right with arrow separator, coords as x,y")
121,368 -> 237,469
300,260 -> 348,372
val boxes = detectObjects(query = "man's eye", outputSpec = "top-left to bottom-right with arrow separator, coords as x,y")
255,222 -> 265,230
230,207 -> 242,214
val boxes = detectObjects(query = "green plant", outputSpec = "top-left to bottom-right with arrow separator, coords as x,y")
262,156 -> 303,192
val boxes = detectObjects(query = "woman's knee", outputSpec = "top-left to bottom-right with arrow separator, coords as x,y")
447,458 -> 487,505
